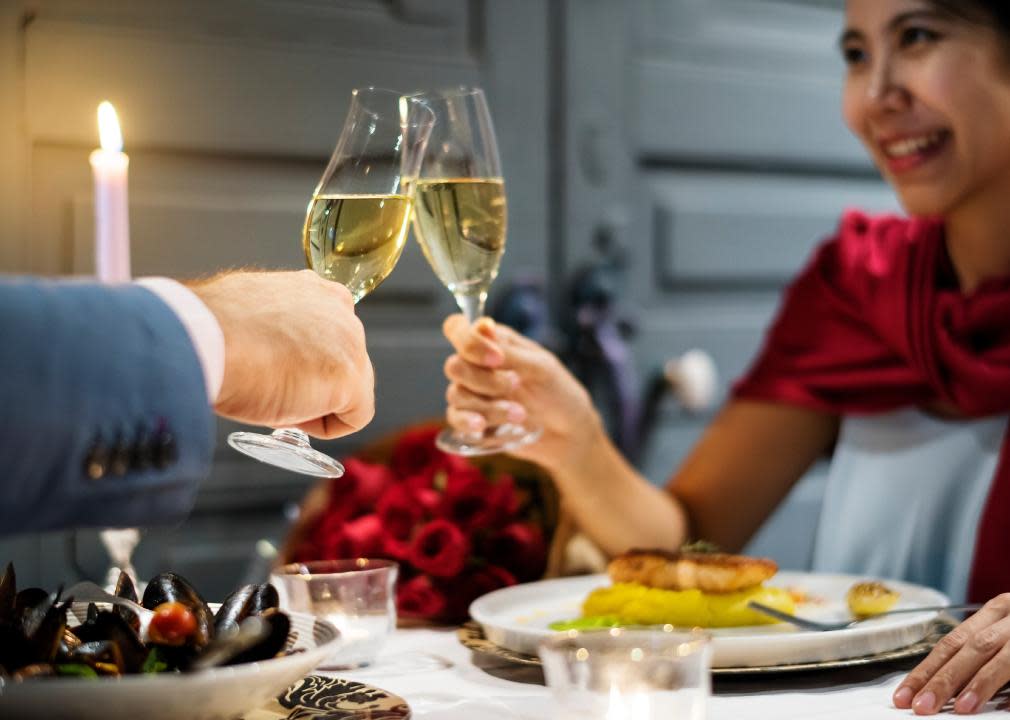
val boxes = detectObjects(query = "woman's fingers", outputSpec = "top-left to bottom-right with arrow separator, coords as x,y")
894,596 -> 1010,714
952,636 -> 1010,714
908,614 -> 1010,715
443,315 -> 506,367
446,405 -> 486,435
446,382 -> 527,428
444,355 -> 520,397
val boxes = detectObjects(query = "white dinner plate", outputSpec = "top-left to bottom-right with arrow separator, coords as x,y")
469,571 -> 949,668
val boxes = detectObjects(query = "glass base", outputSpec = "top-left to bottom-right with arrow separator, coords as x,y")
435,423 -> 542,457
228,428 -> 345,478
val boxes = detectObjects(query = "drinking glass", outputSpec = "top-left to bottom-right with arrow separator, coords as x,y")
407,87 -> 541,456
271,559 -> 398,669
228,88 -> 434,477
539,628 -> 711,720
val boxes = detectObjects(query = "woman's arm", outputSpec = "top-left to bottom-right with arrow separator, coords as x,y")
668,400 -> 839,552
442,315 -> 839,557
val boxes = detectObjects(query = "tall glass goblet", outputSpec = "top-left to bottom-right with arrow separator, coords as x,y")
408,87 -> 541,456
228,88 -> 434,477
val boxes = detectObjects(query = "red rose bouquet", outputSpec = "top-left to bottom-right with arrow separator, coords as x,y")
289,425 -> 550,623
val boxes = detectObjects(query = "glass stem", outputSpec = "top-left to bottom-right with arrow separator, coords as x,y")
271,427 -> 311,447
455,290 -> 487,324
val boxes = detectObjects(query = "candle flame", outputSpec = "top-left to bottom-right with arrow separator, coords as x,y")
97,101 -> 123,152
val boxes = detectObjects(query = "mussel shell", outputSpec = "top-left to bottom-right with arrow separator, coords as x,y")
71,609 -> 147,673
0,622 -> 31,673
114,571 -> 141,633
252,583 -> 280,614
197,609 -> 290,670
14,588 -> 49,618
21,597 -> 68,666
225,609 -> 289,666
214,583 -> 281,634
142,572 -> 214,648
69,640 -> 125,675
213,584 -> 257,634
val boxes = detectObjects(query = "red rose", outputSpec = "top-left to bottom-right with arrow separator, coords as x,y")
319,477 -> 359,524
342,513 -> 386,557
312,511 -> 349,558
397,574 -> 447,620
330,458 -> 394,515
440,467 -> 494,533
390,425 -> 443,476
443,565 -> 517,621
487,474 -> 520,522
441,470 -> 519,533
410,519 -> 470,578
316,513 -> 385,559
404,471 -> 442,516
377,484 -> 422,541
484,522 -> 547,582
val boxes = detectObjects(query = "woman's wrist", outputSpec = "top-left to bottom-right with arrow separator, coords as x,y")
549,406 -> 611,490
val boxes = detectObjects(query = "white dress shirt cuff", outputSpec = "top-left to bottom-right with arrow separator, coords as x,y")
136,277 -> 225,404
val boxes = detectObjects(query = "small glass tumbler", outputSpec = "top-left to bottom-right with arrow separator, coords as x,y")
271,559 -> 398,669
538,627 -> 711,720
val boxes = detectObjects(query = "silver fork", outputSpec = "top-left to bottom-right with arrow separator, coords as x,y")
747,600 -> 983,632
64,579 -> 155,636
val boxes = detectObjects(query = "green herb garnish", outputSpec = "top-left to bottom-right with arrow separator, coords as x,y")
55,663 -> 99,678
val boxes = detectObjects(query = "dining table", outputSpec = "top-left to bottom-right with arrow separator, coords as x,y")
325,626 -> 1009,719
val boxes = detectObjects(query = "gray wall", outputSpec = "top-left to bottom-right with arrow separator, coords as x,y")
1,0 -> 900,594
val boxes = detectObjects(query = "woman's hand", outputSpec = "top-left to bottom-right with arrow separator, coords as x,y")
442,314 -> 602,473
893,594 -> 1010,714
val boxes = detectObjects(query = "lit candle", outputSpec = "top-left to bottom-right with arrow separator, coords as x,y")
89,101 -> 131,282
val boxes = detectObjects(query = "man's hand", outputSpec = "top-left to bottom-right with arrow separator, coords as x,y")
190,269 -> 374,438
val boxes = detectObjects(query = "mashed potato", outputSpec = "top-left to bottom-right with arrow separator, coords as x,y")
580,582 -> 795,628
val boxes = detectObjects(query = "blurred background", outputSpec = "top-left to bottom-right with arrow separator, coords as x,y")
0,0 -> 901,598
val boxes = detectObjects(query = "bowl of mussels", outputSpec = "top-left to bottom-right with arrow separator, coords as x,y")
0,564 -> 343,720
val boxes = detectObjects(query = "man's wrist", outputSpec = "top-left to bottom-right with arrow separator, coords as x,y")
136,277 -> 225,404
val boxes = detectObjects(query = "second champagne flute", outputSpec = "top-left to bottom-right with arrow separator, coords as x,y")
228,88 -> 434,477
408,87 -> 541,456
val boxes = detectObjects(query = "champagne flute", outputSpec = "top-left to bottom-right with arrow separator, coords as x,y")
228,88 -> 434,477
407,87 -> 541,456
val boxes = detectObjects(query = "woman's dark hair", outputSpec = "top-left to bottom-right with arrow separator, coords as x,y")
927,0 -> 1010,41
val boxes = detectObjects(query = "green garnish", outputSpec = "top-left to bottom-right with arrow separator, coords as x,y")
142,648 -> 169,674
548,615 -> 623,631
55,663 -> 99,678
680,539 -> 720,554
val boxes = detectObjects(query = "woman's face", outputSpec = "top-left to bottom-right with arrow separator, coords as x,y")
842,0 -> 1010,217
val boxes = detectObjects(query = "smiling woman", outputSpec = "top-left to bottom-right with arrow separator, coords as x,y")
437,0 -> 1010,716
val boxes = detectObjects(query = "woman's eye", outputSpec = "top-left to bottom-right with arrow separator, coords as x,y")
842,45 -> 866,65
899,26 -> 939,48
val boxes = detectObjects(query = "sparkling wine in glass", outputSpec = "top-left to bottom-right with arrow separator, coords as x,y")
228,88 -> 434,477
408,87 -> 541,456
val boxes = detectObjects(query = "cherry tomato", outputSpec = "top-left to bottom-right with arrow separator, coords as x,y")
148,601 -> 197,646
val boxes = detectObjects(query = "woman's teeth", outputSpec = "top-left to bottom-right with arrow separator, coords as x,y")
883,131 -> 945,158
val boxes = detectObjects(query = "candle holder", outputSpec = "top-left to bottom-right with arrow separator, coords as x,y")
538,627 -> 711,720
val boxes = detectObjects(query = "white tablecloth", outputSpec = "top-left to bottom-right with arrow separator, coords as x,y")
329,628 -> 1009,719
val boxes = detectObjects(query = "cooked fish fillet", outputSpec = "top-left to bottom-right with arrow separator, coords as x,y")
607,549 -> 777,593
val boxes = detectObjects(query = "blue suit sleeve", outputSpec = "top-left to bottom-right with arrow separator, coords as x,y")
0,278 -> 215,534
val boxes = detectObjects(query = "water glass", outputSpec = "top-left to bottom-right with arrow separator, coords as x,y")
538,627 -> 711,720
271,559 -> 398,669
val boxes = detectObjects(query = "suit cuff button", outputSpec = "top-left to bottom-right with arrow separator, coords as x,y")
85,440 -> 110,480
